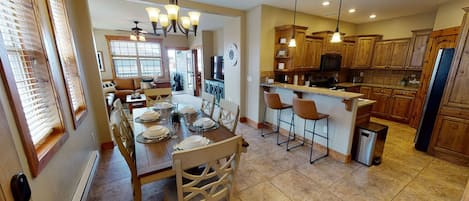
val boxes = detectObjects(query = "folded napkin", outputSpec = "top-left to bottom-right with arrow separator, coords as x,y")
154,102 -> 173,109
193,117 -> 215,129
143,125 -> 169,139
180,106 -> 197,114
139,111 -> 160,121
174,135 -> 210,150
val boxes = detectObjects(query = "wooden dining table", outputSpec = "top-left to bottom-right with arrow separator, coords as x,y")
131,105 -> 248,187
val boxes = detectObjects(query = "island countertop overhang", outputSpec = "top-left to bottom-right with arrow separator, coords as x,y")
261,83 -> 364,100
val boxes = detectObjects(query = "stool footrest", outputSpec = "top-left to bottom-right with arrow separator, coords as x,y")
310,153 -> 328,164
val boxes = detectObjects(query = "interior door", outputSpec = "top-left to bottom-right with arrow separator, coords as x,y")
191,49 -> 201,96
0,99 -> 24,201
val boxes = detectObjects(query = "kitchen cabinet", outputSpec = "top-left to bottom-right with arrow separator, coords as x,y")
370,88 -> 393,119
389,90 -> 416,122
372,41 -> 393,69
405,29 -> 432,70
372,39 -> 410,69
360,86 -> 372,99
341,41 -> 355,68
303,36 -> 323,70
429,8 -> 469,165
345,86 -> 360,93
311,31 -> 343,54
351,35 -> 382,69
274,25 -> 308,71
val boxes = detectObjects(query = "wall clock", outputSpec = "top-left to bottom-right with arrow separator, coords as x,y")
225,43 -> 239,66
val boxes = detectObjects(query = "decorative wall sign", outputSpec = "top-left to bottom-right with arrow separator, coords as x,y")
96,51 -> 105,72
225,43 -> 239,66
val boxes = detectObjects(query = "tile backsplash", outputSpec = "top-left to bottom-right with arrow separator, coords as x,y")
350,70 -> 421,86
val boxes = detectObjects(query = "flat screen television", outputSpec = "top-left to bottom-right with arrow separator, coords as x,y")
211,56 -> 224,80
320,54 -> 342,72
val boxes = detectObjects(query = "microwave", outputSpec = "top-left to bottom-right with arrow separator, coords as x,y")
320,54 -> 342,72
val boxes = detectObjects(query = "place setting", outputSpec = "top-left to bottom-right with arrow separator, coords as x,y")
134,110 -> 161,123
136,125 -> 173,144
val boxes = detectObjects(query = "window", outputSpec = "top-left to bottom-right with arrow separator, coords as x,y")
47,0 -> 87,127
0,0 -> 67,176
107,36 -> 163,78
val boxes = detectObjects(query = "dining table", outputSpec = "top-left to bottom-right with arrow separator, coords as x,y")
131,104 -> 248,187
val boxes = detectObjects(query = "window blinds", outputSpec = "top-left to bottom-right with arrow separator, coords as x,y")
0,0 -> 63,145
47,0 -> 87,119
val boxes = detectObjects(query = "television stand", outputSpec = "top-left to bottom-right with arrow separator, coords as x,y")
204,79 -> 224,104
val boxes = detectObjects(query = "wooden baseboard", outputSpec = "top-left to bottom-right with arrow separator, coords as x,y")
262,123 -> 351,163
240,117 -> 263,129
100,141 -> 114,150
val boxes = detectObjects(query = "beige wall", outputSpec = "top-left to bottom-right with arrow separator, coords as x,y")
94,29 -> 189,80
223,17 -> 243,106
434,0 -> 469,30
0,0 -> 106,200
201,31 -> 214,80
356,12 -> 437,39
213,28 -> 225,56
245,6 -> 263,122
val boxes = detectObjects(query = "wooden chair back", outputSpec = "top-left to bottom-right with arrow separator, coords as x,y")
218,99 -> 240,133
111,123 -> 136,175
172,135 -> 243,201
201,93 -> 215,118
144,88 -> 172,106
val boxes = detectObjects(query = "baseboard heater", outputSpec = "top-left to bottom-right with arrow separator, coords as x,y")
72,150 -> 99,201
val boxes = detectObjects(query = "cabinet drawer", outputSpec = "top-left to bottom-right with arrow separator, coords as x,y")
393,89 -> 416,97
372,87 -> 392,95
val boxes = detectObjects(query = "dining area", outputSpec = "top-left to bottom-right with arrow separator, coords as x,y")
108,92 -> 248,201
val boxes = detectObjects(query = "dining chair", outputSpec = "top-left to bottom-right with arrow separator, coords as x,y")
168,135 -> 243,201
201,93 -> 215,118
144,88 -> 172,106
217,99 -> 240,133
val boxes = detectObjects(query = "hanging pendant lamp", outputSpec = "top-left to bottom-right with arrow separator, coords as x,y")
331,0 -> 343,43
288,0 -> 298,47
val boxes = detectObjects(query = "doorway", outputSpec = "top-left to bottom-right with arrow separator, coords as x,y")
168,49 -> 201,96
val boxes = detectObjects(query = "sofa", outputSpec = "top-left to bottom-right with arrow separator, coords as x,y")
113,78 -> 144,101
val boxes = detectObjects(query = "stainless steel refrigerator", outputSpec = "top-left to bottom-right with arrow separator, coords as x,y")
415,48 -> 455,151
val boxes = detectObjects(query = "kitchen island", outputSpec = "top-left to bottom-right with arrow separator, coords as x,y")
261,83 -> 375,162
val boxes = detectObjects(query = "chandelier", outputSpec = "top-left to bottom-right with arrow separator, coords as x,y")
130,21 -> 146,41
145,0 -> 200,38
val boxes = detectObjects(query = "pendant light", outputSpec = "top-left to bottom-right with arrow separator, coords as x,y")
331,0 -> 343,43
288,0 -> 298,47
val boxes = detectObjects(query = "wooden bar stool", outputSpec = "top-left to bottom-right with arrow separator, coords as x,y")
262,91 -> 294,145
288,97 -> 329,164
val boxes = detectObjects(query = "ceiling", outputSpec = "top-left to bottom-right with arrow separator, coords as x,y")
88,0 -> 451,33
192,0 -> 450,23
88,0 -> 231,34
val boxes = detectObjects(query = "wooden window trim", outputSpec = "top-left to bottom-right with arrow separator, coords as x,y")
0,0 -> 68,177
105,35 -> 166,79
46,0 -> 88,128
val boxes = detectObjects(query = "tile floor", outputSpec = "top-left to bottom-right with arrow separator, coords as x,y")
87,117 -> 469,201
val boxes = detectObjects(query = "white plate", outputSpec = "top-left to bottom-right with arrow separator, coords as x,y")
143,125 -> 169,139
173,135 -> 211,151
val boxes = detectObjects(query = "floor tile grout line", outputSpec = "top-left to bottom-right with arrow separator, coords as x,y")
390,158 -> 435,201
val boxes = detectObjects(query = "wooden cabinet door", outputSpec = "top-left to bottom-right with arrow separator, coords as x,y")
341,42 -> 355,68
352,37 -> 378,68
292,30 -> 306,68
406,29 -> 432,70
389,39 -> 410,69
372,41 -> 392,69
371,92 -> 391,118
389,95 -> 413,122
303,39 -> 313,68
360,86 -> 371,99
310,38 -> 323,69
431,115 -> 469,156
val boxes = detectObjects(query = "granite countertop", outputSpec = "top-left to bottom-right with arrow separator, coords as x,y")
336,82 -> 419,91
357,98 -> 376,107
261,83 -> 363,100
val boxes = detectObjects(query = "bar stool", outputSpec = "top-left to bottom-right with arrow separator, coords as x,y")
287,97 -> 329,164
261,91 -> 294,145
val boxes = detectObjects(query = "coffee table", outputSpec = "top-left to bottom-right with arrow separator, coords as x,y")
126,94 -> 146,113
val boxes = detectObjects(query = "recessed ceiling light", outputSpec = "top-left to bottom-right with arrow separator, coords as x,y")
322,1 -> 330,6
369,14 -> 376,19
348,8 -> 356,13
